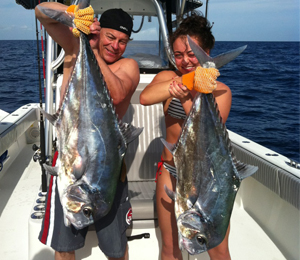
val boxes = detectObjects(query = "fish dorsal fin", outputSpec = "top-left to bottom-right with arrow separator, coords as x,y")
119,122 -> 143,145
43,163 -> 58,176
235,161 -> 258,180
160,138 -> 176,154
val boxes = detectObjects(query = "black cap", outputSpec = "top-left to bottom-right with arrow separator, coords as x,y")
99,9 -> 133,37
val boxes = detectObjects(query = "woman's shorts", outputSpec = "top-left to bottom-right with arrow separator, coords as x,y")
39,175 -> 132,258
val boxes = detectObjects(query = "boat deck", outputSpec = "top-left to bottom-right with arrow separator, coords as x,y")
0,143 -> 287,260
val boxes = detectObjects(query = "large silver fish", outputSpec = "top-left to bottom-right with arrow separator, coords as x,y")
38,0 -> 142,229
163,36 -> 258,254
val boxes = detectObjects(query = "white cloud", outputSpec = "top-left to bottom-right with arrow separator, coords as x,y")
133,28 -> 159,41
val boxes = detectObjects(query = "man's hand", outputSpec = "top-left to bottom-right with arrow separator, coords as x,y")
66,4 -> 94,37
88,18 -> 101,50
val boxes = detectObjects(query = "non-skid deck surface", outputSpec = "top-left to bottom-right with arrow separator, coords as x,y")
0,144 -> 42,260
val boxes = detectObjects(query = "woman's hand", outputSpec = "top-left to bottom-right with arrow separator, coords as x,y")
168,77 -> 190,100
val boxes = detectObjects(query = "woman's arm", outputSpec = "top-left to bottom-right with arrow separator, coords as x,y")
140,70 -> 190,106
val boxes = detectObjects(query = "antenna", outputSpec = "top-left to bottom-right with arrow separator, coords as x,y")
205,0 -> 210,19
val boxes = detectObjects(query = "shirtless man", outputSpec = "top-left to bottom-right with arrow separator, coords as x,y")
35,3 -> 139,260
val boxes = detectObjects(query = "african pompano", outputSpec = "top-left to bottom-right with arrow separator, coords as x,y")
38,0 -> 142,229
162,37 -> 258,254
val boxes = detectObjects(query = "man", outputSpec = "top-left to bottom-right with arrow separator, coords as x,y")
35,2 -> 139,260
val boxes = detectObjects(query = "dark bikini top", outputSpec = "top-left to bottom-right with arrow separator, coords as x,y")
167,98 -> 186,120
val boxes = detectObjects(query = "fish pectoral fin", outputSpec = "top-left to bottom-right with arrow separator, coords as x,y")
72,163 -> 86,180
119,122 -> 143,144
43,163 -> 59,176
39,108 -> 58,125
235,161 -> 258,180
164,185 -> 176,201
160,138 -> 176,154
72,153 -> 88,180
213,45 -> 247,69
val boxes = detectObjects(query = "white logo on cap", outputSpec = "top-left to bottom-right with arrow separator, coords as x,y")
120,26 -> 128,31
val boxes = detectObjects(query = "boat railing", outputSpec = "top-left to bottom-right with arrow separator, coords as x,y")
231,137 -> 300,259
0,103 -> 40,176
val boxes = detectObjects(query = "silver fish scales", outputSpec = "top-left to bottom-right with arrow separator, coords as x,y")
163,37 -> 257,254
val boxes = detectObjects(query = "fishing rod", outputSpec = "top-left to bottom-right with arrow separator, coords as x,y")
39,14 -> 46,97
34,13 -> 47,193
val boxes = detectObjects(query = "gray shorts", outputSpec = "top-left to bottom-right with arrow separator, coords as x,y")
39,175 -> 132,258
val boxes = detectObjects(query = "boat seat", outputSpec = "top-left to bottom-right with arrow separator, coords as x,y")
123,102 -> 166,220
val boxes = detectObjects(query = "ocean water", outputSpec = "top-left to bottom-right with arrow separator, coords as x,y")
0,40 -> 299,162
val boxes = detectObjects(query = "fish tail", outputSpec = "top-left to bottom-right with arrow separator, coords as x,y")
36,5 -> 73,28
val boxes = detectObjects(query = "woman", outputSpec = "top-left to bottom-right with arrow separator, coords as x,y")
140,13 -> 231,260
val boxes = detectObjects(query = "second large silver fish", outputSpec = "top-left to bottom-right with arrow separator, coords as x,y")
163,38 -> 258,254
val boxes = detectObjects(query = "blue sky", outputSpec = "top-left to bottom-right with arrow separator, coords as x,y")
0,0 -> 299,41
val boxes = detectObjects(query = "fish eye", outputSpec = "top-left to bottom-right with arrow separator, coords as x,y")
196,235 -> 207,245
82,207 -> 92,218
